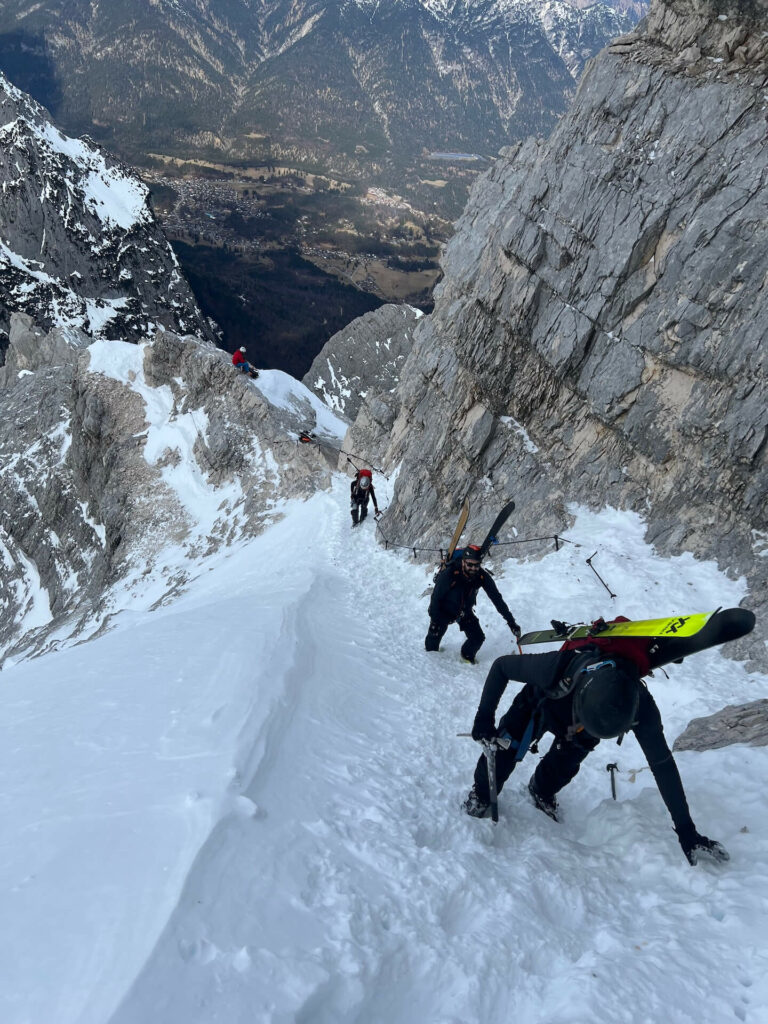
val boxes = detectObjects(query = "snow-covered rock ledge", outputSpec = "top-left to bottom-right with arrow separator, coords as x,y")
0,318 -> 345,665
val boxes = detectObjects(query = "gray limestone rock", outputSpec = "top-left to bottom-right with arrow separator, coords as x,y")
674,700 -> 768,751
302,304 -> 422,422
343,0 -> 768,669
0,313 -> 92,386
0,320 -> 339,664
0,72 -> 214,354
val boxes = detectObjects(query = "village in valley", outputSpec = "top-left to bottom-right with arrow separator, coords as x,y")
140,152 -> 487,307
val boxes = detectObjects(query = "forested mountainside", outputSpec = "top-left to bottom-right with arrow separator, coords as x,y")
0,0 -> 641,177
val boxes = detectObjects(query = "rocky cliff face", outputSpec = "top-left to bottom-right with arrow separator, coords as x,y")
302,303 -> 421,421
0,72 -> 213,351
0,313 -> 342,665
346,0 -> 768,668
566,0 -> 649,14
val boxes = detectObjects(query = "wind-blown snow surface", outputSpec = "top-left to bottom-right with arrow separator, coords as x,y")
1,482 -> 766,1024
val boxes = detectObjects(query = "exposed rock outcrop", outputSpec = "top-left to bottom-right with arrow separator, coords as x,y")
345,0 -> 768,669
674,700 -> 768,751
302,304 -> 422,422
0,312 -> 92,384
0,71 -> 214,352
0,314 -> 343,664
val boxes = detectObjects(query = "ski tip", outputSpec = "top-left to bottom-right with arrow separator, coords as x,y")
713,607 -> 756,641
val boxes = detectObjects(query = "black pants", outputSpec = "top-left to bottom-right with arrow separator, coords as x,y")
425,611 -> 485,659
473,685 -> 539,800
531,731 -> 599,802
351,501 -> 369,524
472,684 -> 599,803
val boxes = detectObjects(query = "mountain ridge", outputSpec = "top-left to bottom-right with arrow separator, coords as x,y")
0,71 -> 214,348
0,0 -> 644,176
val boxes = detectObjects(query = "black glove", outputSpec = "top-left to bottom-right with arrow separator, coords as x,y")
508,619 -> 522,640
677,827 -> 730,866
471,714 -> 496,742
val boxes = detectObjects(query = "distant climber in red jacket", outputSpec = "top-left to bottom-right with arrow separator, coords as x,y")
232,347 -> 258,378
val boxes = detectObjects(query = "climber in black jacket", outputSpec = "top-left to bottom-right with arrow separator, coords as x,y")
425,544 -> 520,663
463,633 -> 730,866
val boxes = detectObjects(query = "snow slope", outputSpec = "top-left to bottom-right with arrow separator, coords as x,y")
0,478 -> 766,1024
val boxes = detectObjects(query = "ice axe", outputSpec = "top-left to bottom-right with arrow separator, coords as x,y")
458,732 -> 512,824
606,761 -> 618,798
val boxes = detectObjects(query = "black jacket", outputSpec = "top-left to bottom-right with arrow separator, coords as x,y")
429,564 -> 516,628
474,650 -> 696,837
351,479 -> 377,509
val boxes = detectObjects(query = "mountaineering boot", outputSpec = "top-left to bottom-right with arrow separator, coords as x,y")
463,786 -> 492,818
528,776 -> 559,822
460,640 -> 477,664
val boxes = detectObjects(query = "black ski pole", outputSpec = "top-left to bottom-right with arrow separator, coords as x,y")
585,551 -> 617,599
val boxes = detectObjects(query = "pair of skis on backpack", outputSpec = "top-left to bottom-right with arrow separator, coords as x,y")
445,497 -> 515,564
518,609 -> 755,672
422,498 -> 515,595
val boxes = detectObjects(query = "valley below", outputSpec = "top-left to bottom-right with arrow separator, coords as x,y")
0,0 -> 645,375
141,152 -> 480,376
